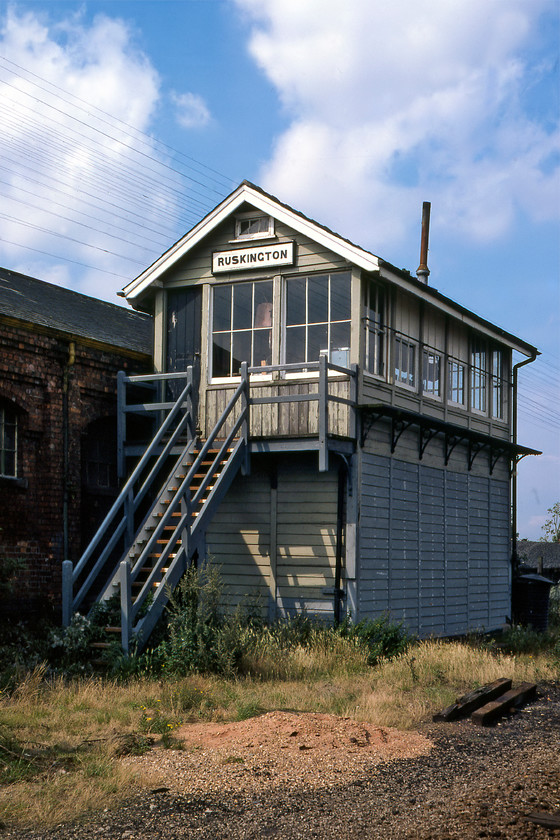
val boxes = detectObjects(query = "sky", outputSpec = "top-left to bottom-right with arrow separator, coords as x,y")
0,0 -> 558,539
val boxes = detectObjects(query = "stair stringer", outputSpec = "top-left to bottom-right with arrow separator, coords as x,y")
130,437 -> 247,651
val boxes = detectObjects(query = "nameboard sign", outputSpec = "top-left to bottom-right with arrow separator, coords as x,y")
212,241 -> 295,274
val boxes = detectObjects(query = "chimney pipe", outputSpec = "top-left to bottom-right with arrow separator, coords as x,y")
416,201 -> 431,284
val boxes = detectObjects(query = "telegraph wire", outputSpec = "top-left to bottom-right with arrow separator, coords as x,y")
0,236 -> 134,280
0,55 -> 234,192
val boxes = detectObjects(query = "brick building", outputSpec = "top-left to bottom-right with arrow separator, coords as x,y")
0,268 -> 152,619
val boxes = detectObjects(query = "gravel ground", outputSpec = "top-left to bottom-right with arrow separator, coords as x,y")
4,682 -> 560,840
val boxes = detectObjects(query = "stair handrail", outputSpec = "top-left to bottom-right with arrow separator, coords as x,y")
63,371 -> 193,622
127,366 -> 250,644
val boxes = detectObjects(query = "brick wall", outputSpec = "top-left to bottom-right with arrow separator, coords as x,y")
0,319 -> 151,620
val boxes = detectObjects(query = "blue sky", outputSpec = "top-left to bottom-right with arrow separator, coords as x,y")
0,0 -> 558,538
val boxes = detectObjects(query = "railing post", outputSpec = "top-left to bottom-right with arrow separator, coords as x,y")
120,559 -> 132,654
318,353 -> 328,471
240,361 -> 251,475
62,560 -> 73,627
124,486 -> 135,545
117,370 -> 127,481
186,365 -> 194,441
349,363 -> 358,440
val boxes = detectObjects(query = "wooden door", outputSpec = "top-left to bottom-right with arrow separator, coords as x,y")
166,287 -> 202,421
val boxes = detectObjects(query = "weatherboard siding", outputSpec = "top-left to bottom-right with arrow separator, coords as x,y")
358,446 -> 511,636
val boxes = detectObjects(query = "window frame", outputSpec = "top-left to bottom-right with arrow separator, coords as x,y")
364,280 -> 385,378
491,347 -> 505,420
448,358 -> 466,407
422,346 -> 442,400
393,334 -> 417,390
210,278 -> 274,382
283,271 -> 352,372
233,213 -> 275,241
0,402 -> 18,478
470,338 -> 488,414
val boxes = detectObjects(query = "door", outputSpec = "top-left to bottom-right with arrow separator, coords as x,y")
166,287 -> 203,424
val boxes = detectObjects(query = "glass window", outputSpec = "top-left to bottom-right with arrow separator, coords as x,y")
285,272 -> 351,367
448,360 -> 465,405
492,349 -> 504,419
394,336 -> 416,388
365,281 -> 385,376
422,349 -> 441,397
0,403 -> 17,477
471,339 -> 487,413
212,280 -> 273,377
235,215 -> 273,240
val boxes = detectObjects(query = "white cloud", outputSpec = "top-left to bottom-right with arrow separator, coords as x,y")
171,91 -> 211,129
0,8 -> 173,302
234,0 -> 559,254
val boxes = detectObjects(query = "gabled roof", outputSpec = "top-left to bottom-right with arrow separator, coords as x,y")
122,181 -> 537,358
0,267 -> 152,356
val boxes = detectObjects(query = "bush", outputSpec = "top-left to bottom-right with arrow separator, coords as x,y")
339,614 -> 413,665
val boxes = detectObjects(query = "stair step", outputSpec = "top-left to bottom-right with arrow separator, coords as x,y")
91,641 -> 112,650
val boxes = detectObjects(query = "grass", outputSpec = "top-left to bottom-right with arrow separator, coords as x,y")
0,613 -> 558,831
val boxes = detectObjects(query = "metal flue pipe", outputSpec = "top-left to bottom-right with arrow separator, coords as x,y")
416,201 -> 431,284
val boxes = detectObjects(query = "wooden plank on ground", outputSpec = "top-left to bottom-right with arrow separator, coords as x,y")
432,678 -> 512,722
471,682 -> 537,726
526,812 -> 560,829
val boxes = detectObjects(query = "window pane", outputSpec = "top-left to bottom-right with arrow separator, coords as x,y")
286,278 -> 306,326
254,281 -> 273,327
330,272 -> 351,321
423,350 -> 440,396
492,350 -> 503,419
212,333 -> 231,377
448,361 -> 465,404
232,331 -> 251,372
308,323 -> 328,362
233,284 -> 253,331
253,328 -> 272,367
308,276 -> 328,324
286,326 -> 305,363
330,321 -> 350,365
213,285 -> 231,332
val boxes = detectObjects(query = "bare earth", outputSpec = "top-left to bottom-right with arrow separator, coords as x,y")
4,682 -> 560,839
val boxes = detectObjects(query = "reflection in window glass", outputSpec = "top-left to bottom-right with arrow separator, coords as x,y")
471,340 -> 487,412
365,281 -> 385,376
422,349 -> 441,397
394,336 -> 416,387
448,360 -> 465,405
0,403 -> 17,477
492,349 -> 504,419
212,280 -> 273,377
285,272 -> 351,367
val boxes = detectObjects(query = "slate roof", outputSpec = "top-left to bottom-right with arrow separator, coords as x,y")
517,541 -> 560,572
0,267 -> 152,355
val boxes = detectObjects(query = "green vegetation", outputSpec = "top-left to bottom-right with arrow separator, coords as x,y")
0,563 -> 558,831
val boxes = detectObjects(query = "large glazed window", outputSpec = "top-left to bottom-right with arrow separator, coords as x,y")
471,339 -> 487,413
365,280 -> 385,376
492,349 -> 504,419
285,272 -> 351,367
212,280 -> 273,377
0,403 -> 17,477
394,336 -> 416,388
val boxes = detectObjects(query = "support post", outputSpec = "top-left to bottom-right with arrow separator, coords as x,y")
240,361 -> 251,476
62,560 -> 73,627
318,353 -> 328,472
120,559 -> 132,654
186,366 -> 195,441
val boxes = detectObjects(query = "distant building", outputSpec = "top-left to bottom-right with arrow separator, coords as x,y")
63,182 -> 539,648
516,541 -> 560,583
0,268 -> 152,619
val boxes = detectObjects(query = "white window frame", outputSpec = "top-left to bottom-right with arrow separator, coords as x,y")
283,271 -> 352,375
470,339 -> 487,414
491,348 -> 505,420
210,279 -> 274,382
448,358 -> 466,407
393,334 -> 417,390
233,213 -> 275,241
422,347 -> 442,400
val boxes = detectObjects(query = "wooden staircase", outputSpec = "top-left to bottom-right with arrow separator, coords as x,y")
63,365 -> 250,653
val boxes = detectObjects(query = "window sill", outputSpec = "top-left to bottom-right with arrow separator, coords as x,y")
0,476 -> 28,489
